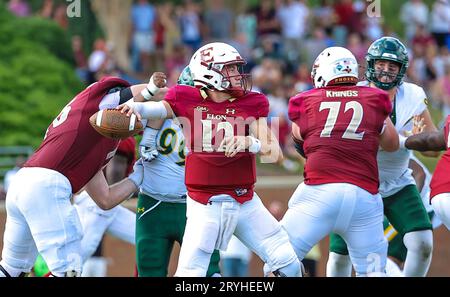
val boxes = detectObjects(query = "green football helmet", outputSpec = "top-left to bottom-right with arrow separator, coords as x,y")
365,37 -> 409,90
177,65 -> 194,86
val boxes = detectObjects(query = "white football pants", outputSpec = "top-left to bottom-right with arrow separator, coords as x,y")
281,182 -> 387,276
175,193 -> 299,277
0,167 -> 83,276
431,193 -> 450,230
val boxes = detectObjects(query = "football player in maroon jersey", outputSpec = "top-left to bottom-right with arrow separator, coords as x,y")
119,42 -> 301,277
0,76 -> 164,277
282,46 -> 399,276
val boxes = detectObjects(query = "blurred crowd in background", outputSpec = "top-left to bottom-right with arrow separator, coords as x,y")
5,0 -> 450,174
2,0 -> 449,277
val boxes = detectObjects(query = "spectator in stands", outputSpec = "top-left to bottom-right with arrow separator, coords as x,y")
178,0 -> 203,54
39,0 -> 53,19
53,3 -> 68,30
412,25 -> 436,49
430,0 -> 450,49
431,64 -> 450,126
164,43 -> 188,77
130,0 -> 156,74
276,0 -> 310,68
254,0 -> 281,54
311,0 -> 335,33
204,0 -> 233,42
400,0 -> 429,41
332,0 -> 355,46
235,7 -> 257,49
72,35 -> 89,84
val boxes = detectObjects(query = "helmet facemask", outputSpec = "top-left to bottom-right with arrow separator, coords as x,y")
216,62 -> 252,98
365,37 -> 409,90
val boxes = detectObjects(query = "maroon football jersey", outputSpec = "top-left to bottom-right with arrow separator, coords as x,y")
430,115 -> 450,200
288,86 -> 392,194
164,85 -> 269,204
25,77 -> 130,193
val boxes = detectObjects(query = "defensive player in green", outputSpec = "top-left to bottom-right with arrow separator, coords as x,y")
326,37 -> 438,277
135,67 -> 221,276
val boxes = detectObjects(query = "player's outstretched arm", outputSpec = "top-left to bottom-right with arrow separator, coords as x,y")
405,130 -> 446,152
251,117 -> 284,163
379,117 -> 399,152
84,160 -> 144,210
117,100 -> 174,121
417,109 -> 440,157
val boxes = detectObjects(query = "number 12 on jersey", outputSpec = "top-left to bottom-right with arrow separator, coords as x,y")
319,101 -> 365,140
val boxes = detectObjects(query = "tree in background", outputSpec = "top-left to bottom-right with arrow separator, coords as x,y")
0,3 -> 83,148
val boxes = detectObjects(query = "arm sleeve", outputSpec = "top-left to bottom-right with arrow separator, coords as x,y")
288,95 -> 304,122
257,95 -> 270,118
382,93 -> 393,116
119,87 -> 134,104
164,86 -> 178,115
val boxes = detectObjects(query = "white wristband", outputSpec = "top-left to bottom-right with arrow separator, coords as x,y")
248,136 -> 262,154
140,87 -> 153,101
147,75 -> 160,96
399,134 -> 407,150
140,75 -> 161,101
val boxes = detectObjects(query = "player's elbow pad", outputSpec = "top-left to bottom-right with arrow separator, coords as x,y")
135,101 -> 168,119
293,137 -> 306,158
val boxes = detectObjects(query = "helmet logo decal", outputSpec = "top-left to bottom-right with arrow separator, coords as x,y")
200,47 -> 214,63
381,53 -> 398,59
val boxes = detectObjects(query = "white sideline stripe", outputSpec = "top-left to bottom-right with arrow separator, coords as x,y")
96,110 -> 104,126
129,114 -> 136,131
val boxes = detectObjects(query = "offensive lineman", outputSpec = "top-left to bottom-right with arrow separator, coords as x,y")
327,37 -> 438,277
281,46 -> 399,277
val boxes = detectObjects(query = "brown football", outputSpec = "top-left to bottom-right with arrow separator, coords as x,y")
89,109 -> 144,139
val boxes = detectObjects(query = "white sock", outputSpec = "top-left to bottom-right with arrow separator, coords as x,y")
403,230 -> 433,277
326,252 -> 352,277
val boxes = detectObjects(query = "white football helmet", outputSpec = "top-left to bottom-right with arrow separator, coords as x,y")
311,47 -> 359,88
189,42 -> 251,97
